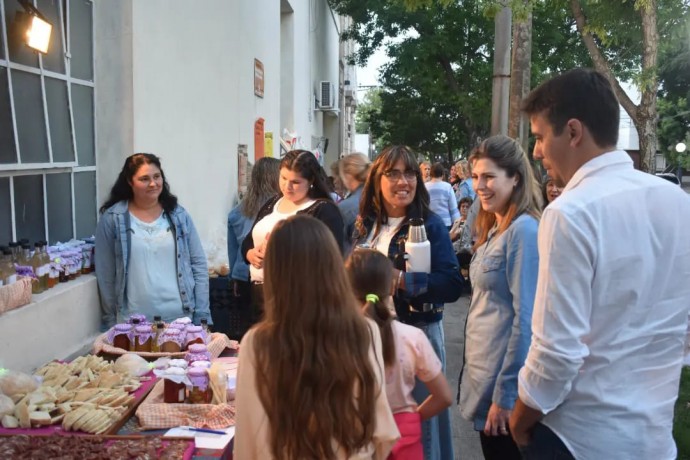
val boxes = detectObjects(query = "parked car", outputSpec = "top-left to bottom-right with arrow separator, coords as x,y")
656,173 -> 681,186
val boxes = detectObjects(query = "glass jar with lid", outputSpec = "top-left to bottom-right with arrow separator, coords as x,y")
159,329 -> 184,353
187,367 -> 211,404
108,323 -> 133,350
163,367 -> 187,403
185,343 -> 211,365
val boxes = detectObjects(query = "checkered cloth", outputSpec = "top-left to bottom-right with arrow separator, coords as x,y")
93,332 -> 238,359
136,379 -> 236,430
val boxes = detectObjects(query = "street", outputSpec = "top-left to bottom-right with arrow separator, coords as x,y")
443,292 -> 483,460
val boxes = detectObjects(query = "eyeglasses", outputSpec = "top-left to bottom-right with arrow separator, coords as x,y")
383,169 -> 417,182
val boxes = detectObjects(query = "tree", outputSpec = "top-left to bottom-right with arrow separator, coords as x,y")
568,0 -> 689,172
330,0 -> 590,159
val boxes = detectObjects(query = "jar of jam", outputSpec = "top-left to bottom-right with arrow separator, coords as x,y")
172,317 -> 192,326
159,329 -> 183,353
187,368 -> 211,404
133,325 -> 154,352
108,323 -> 133,350
185,325 -> 206,348
163,367 -> 187,403
185,343 -> 211,365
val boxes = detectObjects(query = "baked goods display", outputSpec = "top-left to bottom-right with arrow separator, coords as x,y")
0,434 -> 192,459
1,355 -> 142,434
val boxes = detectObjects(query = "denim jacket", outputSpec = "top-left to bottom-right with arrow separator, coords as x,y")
95,200 -> 210,330
227,205 -> 252,282
353,211 -> 463,325
458,213 -> 538,430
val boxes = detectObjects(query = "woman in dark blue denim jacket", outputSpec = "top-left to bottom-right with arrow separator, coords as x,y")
95,153 -> 210,330
352,145 -> 463,460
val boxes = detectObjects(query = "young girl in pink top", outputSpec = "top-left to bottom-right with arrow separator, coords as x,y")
346,249 -> 453,460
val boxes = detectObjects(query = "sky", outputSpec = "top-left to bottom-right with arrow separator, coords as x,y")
355,46 -> 388,100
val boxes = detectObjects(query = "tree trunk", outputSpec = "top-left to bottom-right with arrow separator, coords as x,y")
508,5 -> 532,154
570,0 -> 659,173
637,0 -> 659,173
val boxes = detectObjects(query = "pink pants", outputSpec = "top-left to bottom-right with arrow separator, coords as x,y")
388,411 -> 423,460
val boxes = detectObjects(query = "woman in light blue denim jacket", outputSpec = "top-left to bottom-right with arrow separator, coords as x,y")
458,136 -> 542,460
95,153 -> 210,330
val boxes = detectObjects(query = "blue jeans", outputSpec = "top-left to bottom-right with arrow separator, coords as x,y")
411,320 -> 454,460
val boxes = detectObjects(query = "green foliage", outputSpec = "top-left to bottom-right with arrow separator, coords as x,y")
330,0 -> 590,157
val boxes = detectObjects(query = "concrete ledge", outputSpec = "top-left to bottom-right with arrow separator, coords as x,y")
0,274 -> 101,373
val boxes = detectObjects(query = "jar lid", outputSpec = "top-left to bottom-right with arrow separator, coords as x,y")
114,323 -> 132,331
187,367 -> 207,377
162,329 -> 182,337
167,323 -> 186,330
135,325 -> 152,333
186,325 -> 203,333
129,314 -> 147,324
190,361 -> 211,369
169,359 -> 188,368
165,367 -> 186,376
172,317 -> 192,325
188,343 -> 208,353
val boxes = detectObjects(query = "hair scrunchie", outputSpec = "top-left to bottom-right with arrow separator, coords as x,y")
365,293 -> 379,304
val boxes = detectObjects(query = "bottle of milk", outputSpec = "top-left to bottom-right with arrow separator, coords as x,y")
405,218 -> 431,273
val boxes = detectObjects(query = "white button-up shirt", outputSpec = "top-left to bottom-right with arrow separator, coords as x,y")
518,150 -> 690,460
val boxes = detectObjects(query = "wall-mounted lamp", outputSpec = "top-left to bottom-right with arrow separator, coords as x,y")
15,0 -> 52,54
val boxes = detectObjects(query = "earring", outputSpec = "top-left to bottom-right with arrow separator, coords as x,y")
310,184 -> 313,189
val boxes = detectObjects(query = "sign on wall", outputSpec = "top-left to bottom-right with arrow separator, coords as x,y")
238,144 -> 249,199
264,132 -> 273,158
254,59 -> 264,98
254,118 -> 265,161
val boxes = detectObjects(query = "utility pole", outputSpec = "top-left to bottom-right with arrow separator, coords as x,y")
491,5 -> 512,136
508,3 -> 532,154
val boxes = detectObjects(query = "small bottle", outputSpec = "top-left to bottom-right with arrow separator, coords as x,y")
200,318 -> 211,338
186,368 -> 211,404
150,322 -> 165,353
46,246 -> 58,289
0,247 -> 6,287
34,243 -> 48,291
8,242 -> 19,263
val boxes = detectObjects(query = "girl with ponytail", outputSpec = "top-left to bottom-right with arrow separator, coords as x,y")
346,249 -> 453,460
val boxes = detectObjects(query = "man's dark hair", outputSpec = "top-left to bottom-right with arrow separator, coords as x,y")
522,68 -> 620,148
430,162 -> 445,178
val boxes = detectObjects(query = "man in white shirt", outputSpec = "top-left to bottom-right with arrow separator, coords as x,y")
509,68 -> 690,460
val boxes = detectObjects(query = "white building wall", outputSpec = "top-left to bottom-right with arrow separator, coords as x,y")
4,1 -> 347,367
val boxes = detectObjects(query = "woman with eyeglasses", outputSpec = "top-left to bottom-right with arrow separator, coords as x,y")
241,150 -> 344,320
95,153 -> 211,330
352,145 -> 463,460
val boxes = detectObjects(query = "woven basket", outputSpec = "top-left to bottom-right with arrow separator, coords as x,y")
0,276 -> 33,314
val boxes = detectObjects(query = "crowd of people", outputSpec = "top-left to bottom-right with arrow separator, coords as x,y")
93,67 -> 690,460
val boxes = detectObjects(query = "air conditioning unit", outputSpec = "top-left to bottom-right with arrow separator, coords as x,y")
319,81 -> 336,109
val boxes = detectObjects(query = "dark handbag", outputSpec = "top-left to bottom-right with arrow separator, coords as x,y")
209,276 -> 253,341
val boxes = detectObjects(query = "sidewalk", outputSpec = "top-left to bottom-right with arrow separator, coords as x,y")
443,293 -> 483,459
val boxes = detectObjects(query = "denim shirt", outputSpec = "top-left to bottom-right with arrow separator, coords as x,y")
95,200 -> 210,330
459,213 -> 538,430
338,185 -> 363,255
227,205 -> 252,282
353,211 -> 463,325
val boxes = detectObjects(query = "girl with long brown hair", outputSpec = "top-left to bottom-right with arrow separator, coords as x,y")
234,215 -> 399,460
346,249 -> 452,460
